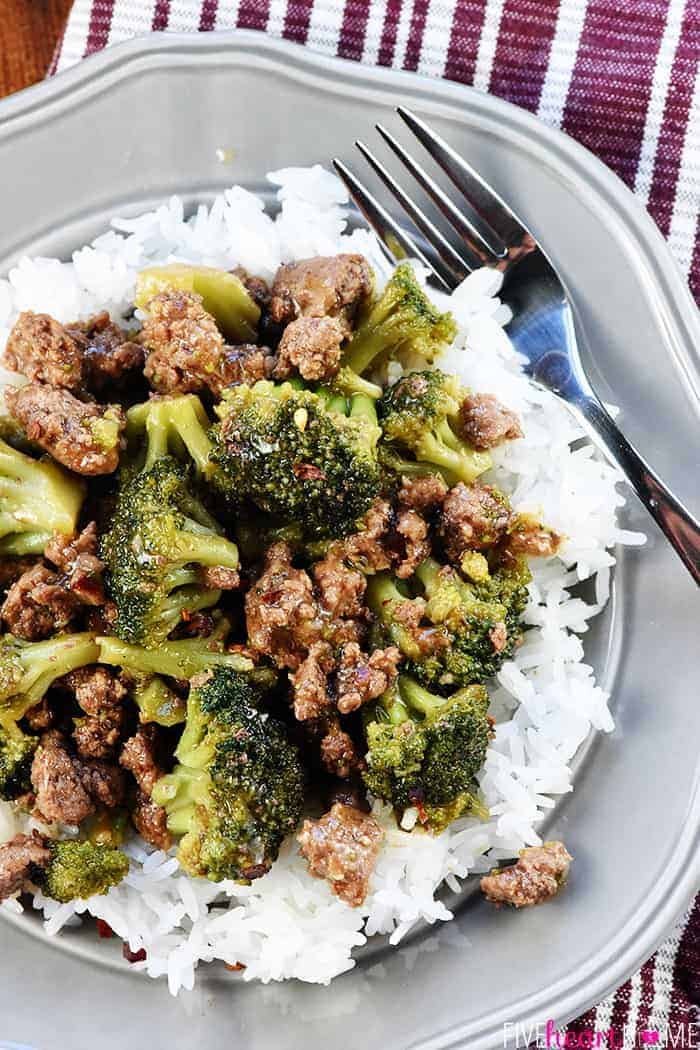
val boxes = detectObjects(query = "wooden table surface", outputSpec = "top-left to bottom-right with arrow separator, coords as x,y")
1,0 -> 73,98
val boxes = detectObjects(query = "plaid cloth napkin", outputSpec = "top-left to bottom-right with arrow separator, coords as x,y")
49,1 -> 700,1042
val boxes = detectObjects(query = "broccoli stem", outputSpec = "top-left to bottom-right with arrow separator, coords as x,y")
126,396 -> 214,476
1,633 -> 100,725
165,528 -> 239,571
349,393 -> 379,426
333,367 -> 383,400
97,635 -> 254,681
398,676 -> 445,718
417,427 -> 491,485
342,297 -> 397,376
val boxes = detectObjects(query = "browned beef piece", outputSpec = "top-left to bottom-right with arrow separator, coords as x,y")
199,566 -> 241,590
84,600 -> 118,635
290,642 -> 333,721
268,254 -> 372,382
319,720 -> 362,779
68,665 -> 126,759
297,803 -> 383,907
141,290 -> 227,396
489,621 -> 508,653
341,499 -> 394,574
0,557 -> 37,592
79,761 -> 126,810
458,393 -> 523,450
24,698 -> 55,731
0,563 -> 79,640
245,542 -> 323,671
508,516 -> 563,558
5,383 -> 125,475
65,312 -> 144,396
394,507 -> 430,579
73,716 -> 124,760
397,474 -> 448,512
45,523 -> 106,606
273,316 -> 345,382
31,731 -> 125,825
269,254 -> 372,326
119,725 -> 165,798
64,665 -> 126,716
2,312 -> 84,390
480,841 -> 572,907
131,788 -> 172,851
441,482 -> 512,562
0,831 -> 51,900
312,549 -> 366,621
221,344 -> 274,387
232,267 -> 270,312
335,643 -> 402,715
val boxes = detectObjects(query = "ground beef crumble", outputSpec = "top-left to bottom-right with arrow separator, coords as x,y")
297,803 -> 384,906
0,831 -> 51,900
5,383 -> 126,476
481,841 -> 572,907
458,393 -> 523,450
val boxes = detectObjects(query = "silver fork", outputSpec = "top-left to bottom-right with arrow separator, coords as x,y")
333,107 -> 700,586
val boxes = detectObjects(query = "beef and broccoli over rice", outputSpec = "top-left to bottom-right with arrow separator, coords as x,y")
0,168 -> 636,990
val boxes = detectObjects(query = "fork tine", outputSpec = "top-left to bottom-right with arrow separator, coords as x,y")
355,139 -> 474,283
397,106 -> 530,250
374,123 -> 502,265
332,158 -> 454,291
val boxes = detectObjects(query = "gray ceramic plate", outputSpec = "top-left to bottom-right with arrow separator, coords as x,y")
0,31 -> 699,1050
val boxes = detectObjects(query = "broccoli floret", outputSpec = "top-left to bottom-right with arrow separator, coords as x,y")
152,666 -> 304,882
124,394 -> 215,479
0,724 -> 38,800
367,555 -> 530,691
101,456 -> 239,647
97,616 -> 258,681
363,674 -> 492,832
0,437 -> 85,556
378,370 -> 492,485
42,840 -> 129,902
0,632 -> 99,726
341,264 -> 457,379
211,380 -> 382,540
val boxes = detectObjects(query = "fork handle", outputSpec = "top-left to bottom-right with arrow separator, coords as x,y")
572,395 -> 700,585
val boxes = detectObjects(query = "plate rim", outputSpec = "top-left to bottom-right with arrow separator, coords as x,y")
0,31 -> 699,1049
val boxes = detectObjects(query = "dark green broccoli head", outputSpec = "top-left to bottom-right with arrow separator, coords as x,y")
342,264 -> 457,377
378,371 -> 492,486
101,456 -> 238,647
367,555 -> 531,692
211,380 -> 382,540
152,666 -> 304,883
363,675 -> 492,832
42,840 -> 129,902
0,632 -> 99,726
0,725 -> 38,800
0,437 -> 85,556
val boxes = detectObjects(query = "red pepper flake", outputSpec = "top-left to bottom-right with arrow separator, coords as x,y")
225,962 -> 246,972
96,919 -> 114,939
292,462 -> 326,481
123,944 -> 147,964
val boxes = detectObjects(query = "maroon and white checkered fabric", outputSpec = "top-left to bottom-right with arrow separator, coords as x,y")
49,0 -> 700,1039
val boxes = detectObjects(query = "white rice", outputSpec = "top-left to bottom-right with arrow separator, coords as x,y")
0,166 -> 645,991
